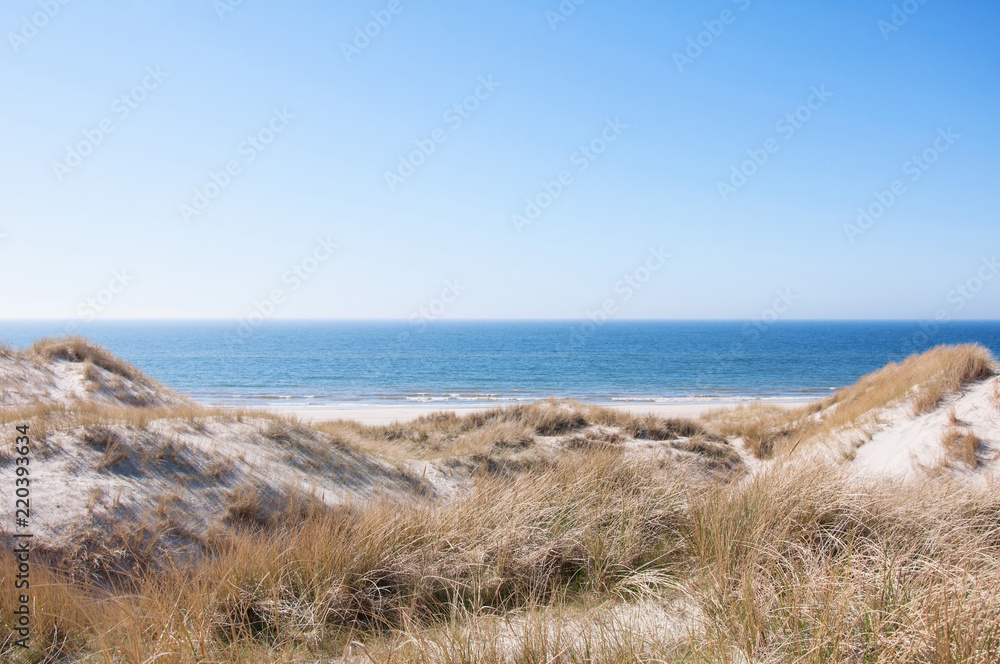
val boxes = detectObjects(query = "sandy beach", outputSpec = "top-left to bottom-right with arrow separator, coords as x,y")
281,400 -> 812,425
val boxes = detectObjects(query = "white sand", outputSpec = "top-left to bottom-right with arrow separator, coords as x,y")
281,401 -> 811,426
848,377 -> 1000,478
5,415 -> 428,550
9,341 -> 1000,555
0,353 -> 186,409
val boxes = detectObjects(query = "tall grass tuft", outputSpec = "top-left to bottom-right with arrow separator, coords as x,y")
5,453 -> 1000,663
941,426 -> 982,468
29,336 -> 146,381
704,344 -> 998,458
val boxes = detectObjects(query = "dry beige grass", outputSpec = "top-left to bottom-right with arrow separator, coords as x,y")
84,424 -> 130,470
322,416 -> 536,460
703,344 -> 998,459
1,450 -> 688,661
703,401 -> 809,458
826,343 -> 994,421
28,336 -> 145,381
1,336 -> 186,409
4,342 -> 1000,662
0,400 -> 277,439
315,399 -> 720,466
941,425 -> 983,468
26,336 -> 150,381
4,452 -> 1000,663
911,345 -> 996,414
224,483 -> 277,528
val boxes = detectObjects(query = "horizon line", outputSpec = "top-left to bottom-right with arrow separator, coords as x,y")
2,318 -> 1000,324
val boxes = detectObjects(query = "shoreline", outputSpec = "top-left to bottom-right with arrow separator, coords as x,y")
222,399 -> 816,426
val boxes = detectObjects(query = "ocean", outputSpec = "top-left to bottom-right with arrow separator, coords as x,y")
2,321 -> 999,408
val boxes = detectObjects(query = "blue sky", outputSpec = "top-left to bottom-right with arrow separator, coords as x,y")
1,0 -> 998,321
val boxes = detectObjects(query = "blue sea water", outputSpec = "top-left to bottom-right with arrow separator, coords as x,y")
1,321 -> 999,408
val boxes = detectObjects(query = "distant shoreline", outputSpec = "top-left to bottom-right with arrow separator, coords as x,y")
3,321 -> 999,416
200,393 -> 825,407
226,399 -> 815,426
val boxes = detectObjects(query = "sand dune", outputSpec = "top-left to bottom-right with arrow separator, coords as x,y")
1,337 -> 187,409
4,339 -> 997,554
3,338 -> 1000,662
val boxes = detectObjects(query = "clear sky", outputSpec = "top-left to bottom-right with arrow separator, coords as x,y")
1,0 -> 998,322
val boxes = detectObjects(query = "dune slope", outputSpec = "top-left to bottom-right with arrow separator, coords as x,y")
3,339 -> 1000,663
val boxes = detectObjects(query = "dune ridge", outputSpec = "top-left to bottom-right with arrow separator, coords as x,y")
2,338 -> 1000,662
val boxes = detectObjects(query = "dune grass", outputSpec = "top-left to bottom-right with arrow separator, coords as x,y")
4,342 -> 1000,661
0,400 -> 296,442
0,336 -> 187,409
702,401 -> 812,459
316,399 -> 722,463
830,344 -> 994,418
4,451 -> 1000,663
1,450 -> 687,661
941,425 -> 983,469
28,336 -> 147,382
703,344 -> 998,459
